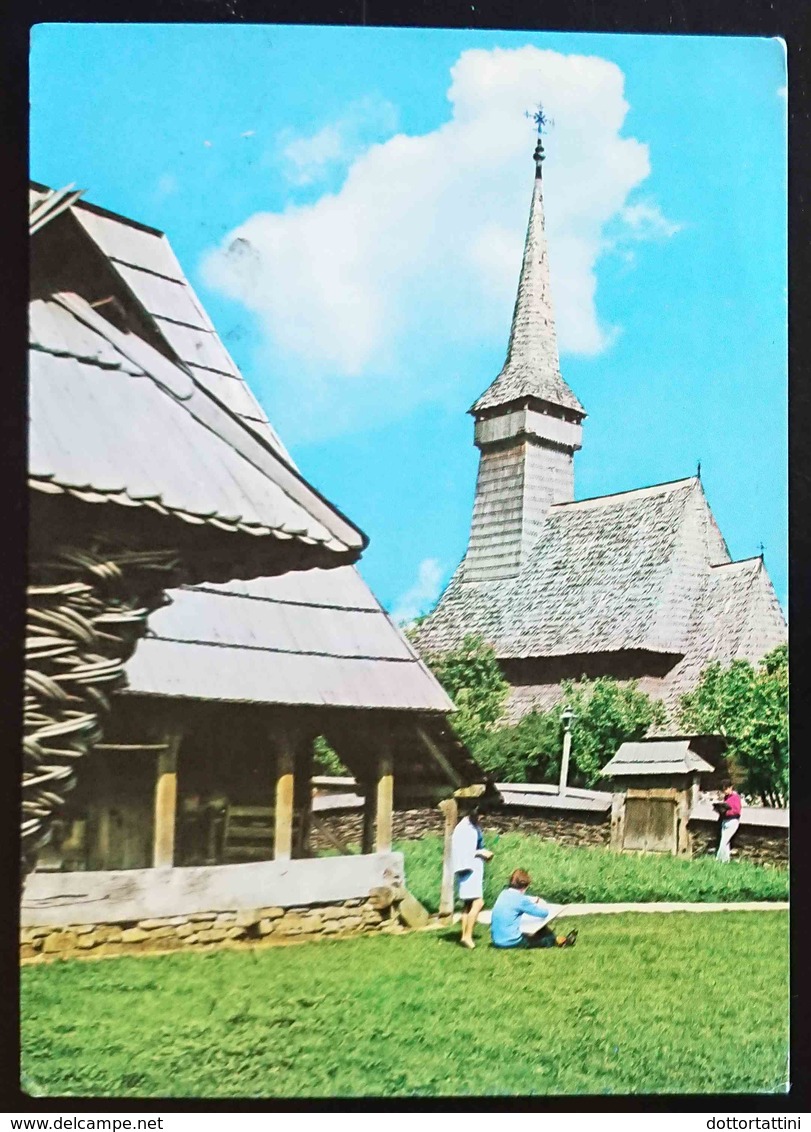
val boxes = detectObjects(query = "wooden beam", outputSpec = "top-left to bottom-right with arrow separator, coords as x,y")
438,797 -> 459,917
375,750 -> 394,853
416,725 -> 462,789
152,729 -> 182,868
274,740 -> 295,863
96,743 -> 169,751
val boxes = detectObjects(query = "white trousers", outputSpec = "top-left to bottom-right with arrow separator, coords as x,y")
716,818 -> 740,862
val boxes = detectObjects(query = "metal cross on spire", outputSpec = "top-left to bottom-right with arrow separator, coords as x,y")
526,101 -> 554,136
525,101 -> 554,172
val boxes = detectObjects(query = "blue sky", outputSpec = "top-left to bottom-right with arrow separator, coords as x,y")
30,26 -> 787,617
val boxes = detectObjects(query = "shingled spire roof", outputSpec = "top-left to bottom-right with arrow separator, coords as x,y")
471,135 -> 584,417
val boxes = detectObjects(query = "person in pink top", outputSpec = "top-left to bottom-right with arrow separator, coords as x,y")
714,780 -> 742,862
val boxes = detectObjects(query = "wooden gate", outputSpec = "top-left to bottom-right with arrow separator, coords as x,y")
623,795 -> 677,854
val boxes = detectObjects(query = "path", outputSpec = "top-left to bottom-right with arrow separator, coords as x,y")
450,901 -> 789,926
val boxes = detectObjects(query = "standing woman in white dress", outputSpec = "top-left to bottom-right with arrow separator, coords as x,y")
451,805 -> 493,949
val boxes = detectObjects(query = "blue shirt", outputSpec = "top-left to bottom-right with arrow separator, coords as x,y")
490,887 -> 549,949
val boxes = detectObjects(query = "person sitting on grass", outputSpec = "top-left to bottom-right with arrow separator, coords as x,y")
490,868 -> 577,950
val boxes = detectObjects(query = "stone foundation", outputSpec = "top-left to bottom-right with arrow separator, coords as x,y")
20,897 -> 402,964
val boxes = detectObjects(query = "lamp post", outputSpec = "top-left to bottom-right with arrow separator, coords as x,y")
559,705 -> 575,796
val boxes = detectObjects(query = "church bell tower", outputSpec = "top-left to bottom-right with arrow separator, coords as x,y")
463,119 -> 586,583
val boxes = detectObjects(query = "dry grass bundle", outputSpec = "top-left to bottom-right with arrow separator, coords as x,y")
23,544 -> 178,877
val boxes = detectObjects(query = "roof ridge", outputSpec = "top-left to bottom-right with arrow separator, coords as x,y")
549,476 -> 698,510
31,179 -> 166,238
710,556 -> 763,570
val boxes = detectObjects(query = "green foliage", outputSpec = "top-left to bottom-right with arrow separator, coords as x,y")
679,645 -> 788,806
474,677 -> 667,787
398,832 -> 787,914
21,912 -> 788,1097
419,634 -> 509,748
312,736 -> 350,778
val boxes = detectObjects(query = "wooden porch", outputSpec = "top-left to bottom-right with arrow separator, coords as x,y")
37,698 -> 469,875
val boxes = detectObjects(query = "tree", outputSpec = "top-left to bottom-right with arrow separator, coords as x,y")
474,677 -> 667,787
418,634 -> 510,749
678,644 -> 788,806
313,735 -> 351,778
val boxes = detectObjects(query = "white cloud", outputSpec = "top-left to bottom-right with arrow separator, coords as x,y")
202,46 -> 678,441
390,558 -> 444,626
619,201 -> 682,240
777,85 -> 787,100
279,97 -> 398,186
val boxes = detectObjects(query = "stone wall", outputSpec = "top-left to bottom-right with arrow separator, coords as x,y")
311,805 -> 610,851
689,820 -> 788,867
20,896 -> 400,964
311,808 -> 445,852
313,804 -> 787,865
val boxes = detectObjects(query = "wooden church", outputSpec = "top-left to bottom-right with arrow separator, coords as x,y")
415,132 -> 786,723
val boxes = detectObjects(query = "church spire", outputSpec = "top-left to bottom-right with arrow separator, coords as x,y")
462,122 -> 586,584
471,120 -> 583,417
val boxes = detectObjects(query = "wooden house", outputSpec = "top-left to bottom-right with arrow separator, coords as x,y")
414,136 -> 787,722
24,185 -> 479,947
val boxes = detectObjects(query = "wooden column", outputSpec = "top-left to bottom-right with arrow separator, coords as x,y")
361,748 -> 394,854
438,796 -> 459,918
293,734 -> 315,859
609,788 -> 625,853
274,739 -> 295,863
375,750 -> 394,852
152,730 -> 182,868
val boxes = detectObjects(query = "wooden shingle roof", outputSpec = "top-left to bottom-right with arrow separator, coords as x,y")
471,163 -> 583,418
29,295 -> 365,572
602,738 -> 714,777
418,478 -> 711,658
125,569 -> 455,714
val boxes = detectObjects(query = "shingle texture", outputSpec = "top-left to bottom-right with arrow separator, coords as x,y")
471,172 -> 583,417
415,478 -> 786,712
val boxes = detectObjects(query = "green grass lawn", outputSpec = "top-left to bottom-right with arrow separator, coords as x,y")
22,911 -> 788,1098
399,833 -> 788,914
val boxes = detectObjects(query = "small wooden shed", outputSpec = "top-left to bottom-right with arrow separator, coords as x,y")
601,737 -> 722,857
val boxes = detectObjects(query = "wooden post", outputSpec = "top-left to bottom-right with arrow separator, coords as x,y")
559,727 -> 572,796
375,750 -> 394,853
293,735 -> 315,859
274,739 -> 295,862
609,789 -> 625,853
153,729 -> 182,868
361,783 -> 376,855
438,797 -> 458,917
